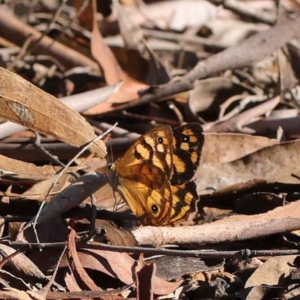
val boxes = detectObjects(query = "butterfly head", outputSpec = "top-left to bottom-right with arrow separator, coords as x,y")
105,161 -> 119,192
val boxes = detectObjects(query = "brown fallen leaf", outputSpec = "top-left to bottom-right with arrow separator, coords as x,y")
67,227 -> 102,291
0,67 -> 106,157
0,288 -> 34,300
202,132 -> 277,164
234,192 -> 284,214
91,0 -> 125,84
196,139 -> 300,192
77,246 -> 183,295
134,255 -> 155,300
83,81 -> 148,115
21,173 -> 71,201
146,256 -> 224,281
0,154 -> 80,182
0,244 -> 47,283
94,220 -> 137,246
245,255 -> 298,288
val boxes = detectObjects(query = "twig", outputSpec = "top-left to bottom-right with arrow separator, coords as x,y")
28,123 -> 118,241
133,200 -> 300,246
0,10 -> 99,70
142,28 -> 226,50
4,240 -> 300,259
7,34 -> 34,71
207,0 -> 276,25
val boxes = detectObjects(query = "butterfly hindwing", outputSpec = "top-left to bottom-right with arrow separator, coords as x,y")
118,163 -> 173,226
169,181 -> 198,225
171,123 -> 204,185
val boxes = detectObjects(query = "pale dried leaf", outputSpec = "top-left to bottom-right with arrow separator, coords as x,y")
196,139 -> 300,192
0,154 -> 80,181
245,255 -> 298,288
0,68 -> 106,157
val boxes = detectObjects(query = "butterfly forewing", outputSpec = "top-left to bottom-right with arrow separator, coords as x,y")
171,123 -> 204,185
115,125 -> 173,176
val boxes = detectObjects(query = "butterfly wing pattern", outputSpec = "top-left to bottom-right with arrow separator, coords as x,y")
107,123 -> 204,226
168,124 -> 204,225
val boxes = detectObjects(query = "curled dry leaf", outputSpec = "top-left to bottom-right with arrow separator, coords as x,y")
134,256 -> 155,300
90,0 -> 125,84
94,220 -> 137,246
67,228 -> 101,291
0,67 -> 106,157
205,19 -> 269,48
189,78 -> 254,116
64,270 -> 82,293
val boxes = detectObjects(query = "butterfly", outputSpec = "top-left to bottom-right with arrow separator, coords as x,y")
106,123 -> 204,226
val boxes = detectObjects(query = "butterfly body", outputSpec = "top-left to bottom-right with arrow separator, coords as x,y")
107,124 -> 204,226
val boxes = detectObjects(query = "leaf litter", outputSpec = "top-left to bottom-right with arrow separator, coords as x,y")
0,0 -> 300,299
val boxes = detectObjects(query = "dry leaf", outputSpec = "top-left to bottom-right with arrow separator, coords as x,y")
67,228 -> 101,291
245,255 -> 298,288
134,256 -> 155,300
0,244 -> 46,282
94,220 -> 137,246
202,132 -> 277,164
91,0 -> 125,84
196,139 -> 300,193
0,288 -> 34,300
0,68 -> 107,157
83,81 -> 148,115
0,154 -> 80,181
78,247 -> 183,295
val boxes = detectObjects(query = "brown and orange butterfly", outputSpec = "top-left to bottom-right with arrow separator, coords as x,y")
106,123 -> 204,226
